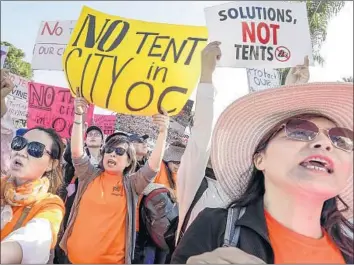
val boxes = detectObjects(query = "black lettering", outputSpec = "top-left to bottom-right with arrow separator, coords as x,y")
268,8 -> 276,21
239,7 -> 247,19
29,83 -> 41,106
125,82 -> 154,111
64,48 -> 82,95
148,36 -> 170,57
218,10 -> 228,21
136,32 -> 159,54
147,62 -> 155,79
153,66 -> 168,83
242,45 -> 249,60
161,38 -> 188,63
57,90 -> 70,103
184,37 -> 208,65
72,14 -> 110,48
80,54 -> 93,97
52,117 -> 66,133
249,45 -> 259,60
89,53 -> 114,102
267,47 -> 274,61
227,8 -> 238,19
234,44 -> 242,59
277,9 -> 285,22
246,7 -> 256,19
43,86 -> 55,107
262,7 -> 267,20
97,20 -> 130,52
255,7 -> 262,19
157,86 -> 188,114
59,106 -> 65,115
260,46 -> 267,60
285,9 -> 293,23
105,57 -> 135,108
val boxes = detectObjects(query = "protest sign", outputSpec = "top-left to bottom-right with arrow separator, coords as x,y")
5,73 -> 29,128
63,6 -> 208,116
204,1 -> 313,68
27,82 -> 94,138
93,114 -> 116,135
1,45 -> 9,68
247,68 -> 281,92
32,20 -> 77,70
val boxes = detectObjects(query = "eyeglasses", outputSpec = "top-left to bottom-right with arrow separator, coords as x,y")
87,132 -> 101,137
104,146 -> 127,156
280,119 -> 353,152
11,136 -> 53,158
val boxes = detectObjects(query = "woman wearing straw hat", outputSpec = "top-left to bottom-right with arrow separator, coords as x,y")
171,80 -> 353,263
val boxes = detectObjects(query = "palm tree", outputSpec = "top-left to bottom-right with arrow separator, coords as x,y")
280,0 -> 346,84
342,76 -> 353,83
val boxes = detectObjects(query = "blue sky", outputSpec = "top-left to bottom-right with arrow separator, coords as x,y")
1,1 -> 353,115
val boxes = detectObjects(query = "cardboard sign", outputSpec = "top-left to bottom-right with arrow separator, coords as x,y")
1,45 -> 9,68
93,114 -> 116,135
5,73 -> 30,129
32,20 -> 77,70
247,68 -> 281,92
63,6 -> 208,116
204,1 -> 313,68
27,82 -> 94,138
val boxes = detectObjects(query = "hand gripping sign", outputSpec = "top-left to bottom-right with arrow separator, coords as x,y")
63,6 -> 208,116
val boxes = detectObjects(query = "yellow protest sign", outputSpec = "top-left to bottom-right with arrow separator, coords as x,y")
63,6 -> 208,116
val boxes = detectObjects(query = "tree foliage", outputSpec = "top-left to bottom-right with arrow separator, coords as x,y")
280,0 -> 346,84
1,41 -> 33,79
342,76 -> 353,83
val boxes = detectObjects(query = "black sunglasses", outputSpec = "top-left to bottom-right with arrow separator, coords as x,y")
11,136 -> 53,158
104,146 -> 127,156
280,119 -> 353,152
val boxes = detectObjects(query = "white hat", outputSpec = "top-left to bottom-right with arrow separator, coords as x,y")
211,82 -> 353,219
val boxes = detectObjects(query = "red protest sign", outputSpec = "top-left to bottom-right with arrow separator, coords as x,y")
93,114 -> 116,135
27,82 -> 94,138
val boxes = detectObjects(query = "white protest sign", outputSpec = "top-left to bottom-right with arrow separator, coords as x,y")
247,68 -> 281,92
204,1 -> 313,68
1,45 -> 9,68
6,73 -> 29,128
32,20 -> 76,70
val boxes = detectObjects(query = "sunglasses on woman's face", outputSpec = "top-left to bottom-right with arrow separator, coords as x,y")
104,146 -> 127,156
11,136 -> 52,158
281,119 -> 353,152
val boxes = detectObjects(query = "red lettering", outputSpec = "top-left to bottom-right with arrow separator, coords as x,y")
257,22 -> 270,45
269,24 -> 280,45
41,22 -> 63,36
242,22 -> 255,43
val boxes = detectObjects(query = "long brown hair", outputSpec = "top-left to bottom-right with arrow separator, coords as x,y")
99,137 -> 137,175
25,127 -> 65,195
231,114 -> 354,258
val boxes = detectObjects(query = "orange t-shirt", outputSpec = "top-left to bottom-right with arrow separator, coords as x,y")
1,194 -> 64,248
154,163 -> 177,192
67,172 -> 127,264
265,210 -> 345,264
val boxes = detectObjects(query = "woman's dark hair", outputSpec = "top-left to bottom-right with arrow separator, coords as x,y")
230,114 -> 353,258
99,136 -> 137,175
25,127 -> 65,195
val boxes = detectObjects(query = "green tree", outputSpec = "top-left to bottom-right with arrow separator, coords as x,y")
1,41 -> 33,79
280,0 -> 346,84
342,76 -> 353,83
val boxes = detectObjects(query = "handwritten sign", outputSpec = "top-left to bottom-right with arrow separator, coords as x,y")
27,82 -> 94,138
63,6 -> 208,116
32,20 -> 76,70
247,68 -> 281,92
5,73 -> 30,128
204,1 -> 313,68
1,45 -> 9,68
93,114 -> 116,135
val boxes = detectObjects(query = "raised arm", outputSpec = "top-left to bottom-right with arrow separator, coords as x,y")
176,42 -> 220,232
130,111 -> 169,195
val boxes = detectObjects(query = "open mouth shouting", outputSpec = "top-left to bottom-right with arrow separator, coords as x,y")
107,159 -> 117,167
11,157 -> 24,170
299,155 -> 334,174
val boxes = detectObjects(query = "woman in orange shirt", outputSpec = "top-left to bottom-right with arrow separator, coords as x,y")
1,127 -> 65,264
172,47 -> 353,264
59,91 -> 170,264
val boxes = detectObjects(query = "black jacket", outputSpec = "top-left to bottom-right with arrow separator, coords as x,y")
171,199 -> 352,264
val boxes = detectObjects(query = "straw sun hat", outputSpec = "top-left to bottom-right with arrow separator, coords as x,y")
211,82 -> 353,219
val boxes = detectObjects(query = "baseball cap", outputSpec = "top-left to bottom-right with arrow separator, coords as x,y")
105,131 -> 129,144
129,134 -> 149,143
86,126 -> 104,139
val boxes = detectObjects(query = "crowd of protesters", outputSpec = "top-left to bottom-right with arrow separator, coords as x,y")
0,38 -> 353,265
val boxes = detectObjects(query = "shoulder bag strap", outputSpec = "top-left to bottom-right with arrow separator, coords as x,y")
13,205 -> 33,231
223,206 -> 246,247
